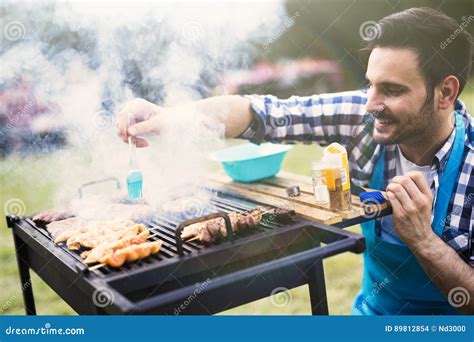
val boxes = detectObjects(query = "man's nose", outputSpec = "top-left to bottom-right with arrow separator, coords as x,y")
366,89 -> 385,114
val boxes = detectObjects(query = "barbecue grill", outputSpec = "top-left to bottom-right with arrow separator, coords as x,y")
6,187 -> 369,316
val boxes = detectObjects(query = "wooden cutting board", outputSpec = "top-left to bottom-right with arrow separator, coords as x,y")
208,171 -> 389,225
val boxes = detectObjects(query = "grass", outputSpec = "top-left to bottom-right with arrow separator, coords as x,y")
1,86 -> 472,316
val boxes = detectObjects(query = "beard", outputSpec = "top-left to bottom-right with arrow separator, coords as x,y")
372,95 -> 438,145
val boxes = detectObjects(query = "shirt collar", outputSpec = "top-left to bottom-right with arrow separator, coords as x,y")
433,99 -> 468,171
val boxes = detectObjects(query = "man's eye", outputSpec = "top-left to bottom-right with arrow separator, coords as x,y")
384,88 -> 402,96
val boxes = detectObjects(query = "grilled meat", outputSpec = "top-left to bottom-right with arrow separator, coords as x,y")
54,219 -> 136,244
33,209 -> 73,225
82,230 -> 150,264
33,199 -> 154,225
99,240 -> 163,268
66,222 -> 146,250
181,207 -> 295,244
181,207 -> 263,244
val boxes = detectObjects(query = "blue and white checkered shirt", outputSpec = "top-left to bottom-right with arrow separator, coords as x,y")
239,90 -> 474,264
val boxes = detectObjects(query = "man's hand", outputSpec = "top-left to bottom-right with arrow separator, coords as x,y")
115,95 -> 254,147
386,171 -> 435,248
116,98 -> 163,148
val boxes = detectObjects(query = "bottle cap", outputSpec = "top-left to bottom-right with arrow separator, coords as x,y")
286,186 -> 301,197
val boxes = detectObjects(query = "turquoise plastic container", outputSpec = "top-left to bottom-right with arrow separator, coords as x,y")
211,143 -> 294,183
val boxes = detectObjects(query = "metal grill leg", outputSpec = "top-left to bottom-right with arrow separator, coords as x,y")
13,233 -> 37,315
308,258 -> 329,315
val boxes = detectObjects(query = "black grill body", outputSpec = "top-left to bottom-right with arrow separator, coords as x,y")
6,190 -> 365,315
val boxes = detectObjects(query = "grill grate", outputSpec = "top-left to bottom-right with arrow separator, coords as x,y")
31,190 -> 283,277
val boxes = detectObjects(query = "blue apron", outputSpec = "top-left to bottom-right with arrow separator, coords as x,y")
352,112 -> 465,315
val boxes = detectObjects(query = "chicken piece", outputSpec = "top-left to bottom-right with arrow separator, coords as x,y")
77,229 -> 137,250
83,226 -> 149,250
99,240 -> 163,268
54,225 -> 90,244
67,223 -> 146,250
55,219 -> 135,244
82,230 -> 150,264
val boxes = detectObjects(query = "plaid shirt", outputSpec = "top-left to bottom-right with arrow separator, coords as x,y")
239,90 -> 474,264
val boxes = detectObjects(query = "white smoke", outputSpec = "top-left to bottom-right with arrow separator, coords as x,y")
0,0 -> 286,216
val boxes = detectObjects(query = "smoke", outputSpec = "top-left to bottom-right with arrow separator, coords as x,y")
1,0 -> 286,217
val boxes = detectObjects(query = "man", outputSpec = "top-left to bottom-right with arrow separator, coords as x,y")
116,7 -> 473,314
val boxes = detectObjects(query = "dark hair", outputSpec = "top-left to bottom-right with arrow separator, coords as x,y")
364,7 -> 473,99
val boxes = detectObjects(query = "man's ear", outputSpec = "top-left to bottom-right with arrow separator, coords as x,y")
437,75 -> 460,110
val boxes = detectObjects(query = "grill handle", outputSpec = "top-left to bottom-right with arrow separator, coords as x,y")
175,212 -> 234,256
78,177 -> 121,199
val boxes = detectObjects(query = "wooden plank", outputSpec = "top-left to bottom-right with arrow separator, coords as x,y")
211,174 -> 364,220
209,170 -> 390,222
260,173 -> 369,211
207,180 -> 342,225
270,171 -> 389,213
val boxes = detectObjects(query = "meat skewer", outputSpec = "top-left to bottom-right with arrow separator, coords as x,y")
180,208 -> 261,244
180,207 -> 295,244
89,240 -> 163,269
82,231 -> 156,264
54,219 -> 136,244
66,223 -> 147,250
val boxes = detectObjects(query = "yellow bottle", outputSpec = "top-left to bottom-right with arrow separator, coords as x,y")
323,143 -> 351,211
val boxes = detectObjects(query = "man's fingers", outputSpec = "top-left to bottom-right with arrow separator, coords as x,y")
128,120 -> 158,137
134,138 -> 149,148
391,175 -> 423,201
406,171 -> 432,197
116,111 -> 130,143
387,191 -> 403,214
386,182 -> 413,210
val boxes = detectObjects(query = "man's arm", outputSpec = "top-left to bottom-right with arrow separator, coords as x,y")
387,171 -> 473,314
413,232 -> 474,314
116,95 -> 253,146
116,90 -> 369,147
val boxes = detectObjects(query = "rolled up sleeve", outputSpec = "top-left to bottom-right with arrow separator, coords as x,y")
237,90 -> 369,146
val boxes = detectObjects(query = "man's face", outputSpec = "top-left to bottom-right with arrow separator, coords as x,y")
365,47 -> 437,145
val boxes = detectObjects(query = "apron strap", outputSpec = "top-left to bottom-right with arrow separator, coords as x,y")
369,147 -> 385,191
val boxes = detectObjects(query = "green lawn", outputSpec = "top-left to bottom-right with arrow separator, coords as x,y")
1,86 -> 472,315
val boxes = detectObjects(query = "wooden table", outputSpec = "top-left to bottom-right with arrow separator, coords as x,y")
208,171 -> 391,228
